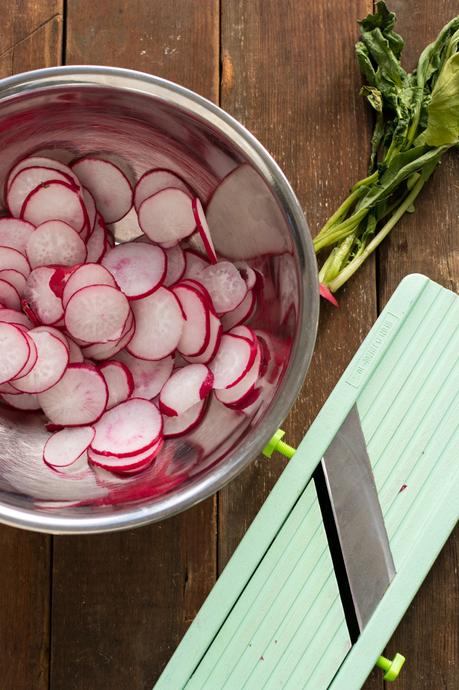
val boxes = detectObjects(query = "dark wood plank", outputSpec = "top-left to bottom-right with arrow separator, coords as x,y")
50,2 -> 219,689
0,3 -> 63,689
219,2 -> 381,689
378,2 -> 459,688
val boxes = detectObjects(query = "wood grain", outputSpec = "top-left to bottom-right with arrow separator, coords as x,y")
0,3 -> 63,689
49,2 -> 219,689
377,2 -> 459,688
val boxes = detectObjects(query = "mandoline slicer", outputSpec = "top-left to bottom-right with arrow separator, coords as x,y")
155,274 -> 459,689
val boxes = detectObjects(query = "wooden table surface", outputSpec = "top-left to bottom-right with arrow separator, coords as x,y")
0,1 -> 457,689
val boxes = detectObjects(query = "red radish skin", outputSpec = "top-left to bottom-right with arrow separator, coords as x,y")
1,391 -> 41,410
115,351 -> 173,400
64,284 -> 131,344
71,157 -> 133,223
0,218 -> 35,254
209,332 -> 257,390
88,439 -> 163,473
20,180 -> 86,231
38,364 -> 108,426
48,265 -> 77,299
62,262 -> 116,308
221,289 -> 256,331
91,398 -> 162,458
138,187 -> 196,244
127,287 -> 184,361
319,283 -> 339,307
11,330 -> 69,394
199,261 -> 248,314
0,323 -> 33,384
134,168 -> 191,211
192,197 -> 218,264
101,243 -> 166,300
0,279 -> 21,310
163,399 -> 207,438
99,360 -> 134,409
82,187 -> 97,232
184,311 -> 222,365
215,348 -> 261,406
23,267 -> 64,325
173,284 -> 210,357
43,426 -> 95,469
86,213 -> 108,263
7,166 -> 76,217
159,364 -> 213,417
0,245 -> 31,278
163,244 -> 186,286
26,220 -> 87,269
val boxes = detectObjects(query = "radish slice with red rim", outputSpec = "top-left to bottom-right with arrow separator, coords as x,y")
159,364 -> 213,416
86,213 -> 108,263
127,287 -> 184,360
64,284 -> 131,344
26,220 -> 87,268
183,311 -> 222,365
82,315 -> 135,360
31,326 -> 69,352
0,307 -> 33,329
228,324 -> 257,344
192,197 -> 218,264
199,261 -> 247,314
38,363 -> 108,426
48,265 -> 77,299
223,384 -> 262,411
0,245 -> 30,277
67,337 -> 84,363
0,323 -> 33,383
138,187 -> 196,244
236,262 -> 257,290
1,391 -> 41,410
88,438 -> 163,473
0,218 -> 35,254
163,399 -> 207,438
221,289 -> 256,331
71,157 -> 133,223
101,242 -> 166,300
215,347 -> 261,406
99,360 -> 134,409
183,249 -> 209,280
0,279 -> 21,309
82,187 -> 97,232
163,244 -> 186,286
43,426 -> 95,470
7,166 -> 76,217
173,284 -> 210,357
6,156 -> 79,194
11,330 -> 69,393
115,351 -> 173,400
62,262 -> 116,308
20,180 -> 86,231
23,266 -> 64,325
209,332 -> 257,389
91,397 -> 162,457
0,269 -> 27,295
134,168 -> 191,211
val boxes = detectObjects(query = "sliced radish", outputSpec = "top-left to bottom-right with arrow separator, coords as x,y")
99,360 -> 134,409
0,323 -> 33,383
127,287 -> 184,360
0,218 -> 35,253
82,316 -> 135,360
209,332 -> 257,389
7,166 -> 75,217
23,266 -> 64,325
82,187 -> 97,232
138,188 -> 195,244
163,399 -> 207,438
1,391 -> 41,410
12,330 -> 69,393
91,398 -> 162,457
173,284 -> 210,357
86,213 -> 108,263
101,242 -> 166,300
0,307 -> 33,329
88,438 -> 162,473
236,263 -> 257,290
215,347 -> 261,406
0,279 -> 21,310
38,364 -> 108,426
221,289 -> 256,330
62,262 -> 116,308
134,168 -> 190,211
224,385 -> 262,411
199,261 -> 247,314
115,351 -> 173,399
184,311 -> 222,365
0,245 -> 30,277
192,197 -> 217,263
6,156 -> 79,194
26,220 -> 87,268
183,249 -> 210,280
67,337 -> 84,363
30,326 -> 70,353
159,364 -> 213,416
65,284 -> 131,344
71,157 -> 133,223
229,324 -> 257,344
20,180 -> 86,231
43,426 -> 95,470
0,269 -> 26,295
163,244 -> 186,286
48,265 -> 77,299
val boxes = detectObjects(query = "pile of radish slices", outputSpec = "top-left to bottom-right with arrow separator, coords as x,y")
0,154 -> 266,478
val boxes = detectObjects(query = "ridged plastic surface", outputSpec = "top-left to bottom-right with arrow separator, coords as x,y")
155,275 -> 459,690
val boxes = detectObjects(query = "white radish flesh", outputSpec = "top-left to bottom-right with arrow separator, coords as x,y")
23,266 -> 64,325
159,364 -> 213,416
20,180 -> 86,231
173,284 -> 210,356
128,287 -> 184,360
134,168 -> 190,210
62,263 -> 116,308
183,250 -> 209,280
209,333 -> 257,389
115,351 -> 173,399
38,364 -> 108,426
99,360 -> 134,409
192,197 -> 217,264
1,391 -> 41,410
0,307 -> 33,329
221,289 -> 256,330
26,220 -> 87,268
138,188 -> 196,244
183,311 -> 222,365
81,316 -> 134,360
163,244 -> 186,286
86,213 -> 108,263
71,157 -> 133,223
215,348 -> 261,405
66,337 -> 84,363
64,284 -> 131,344
0,245 -> 30,277
88,438 -> 162,473
91,398 -> 162,457
82,187 -> 97,232
199,261 -> 247,314
0,279 -> 21,309
7,166 -> 75,217
163,399 -> 206,438
101,242 -> 166,300
12,330 -> 69,393
0,323 -> 33,383
6,156 -> 79,193
43,426 -> 95,469
0,218 -> 35,253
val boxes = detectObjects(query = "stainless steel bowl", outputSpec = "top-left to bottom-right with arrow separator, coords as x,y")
0,66 -> 318,533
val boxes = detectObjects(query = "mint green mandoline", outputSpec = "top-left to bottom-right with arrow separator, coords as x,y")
154,274 -> 459,690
